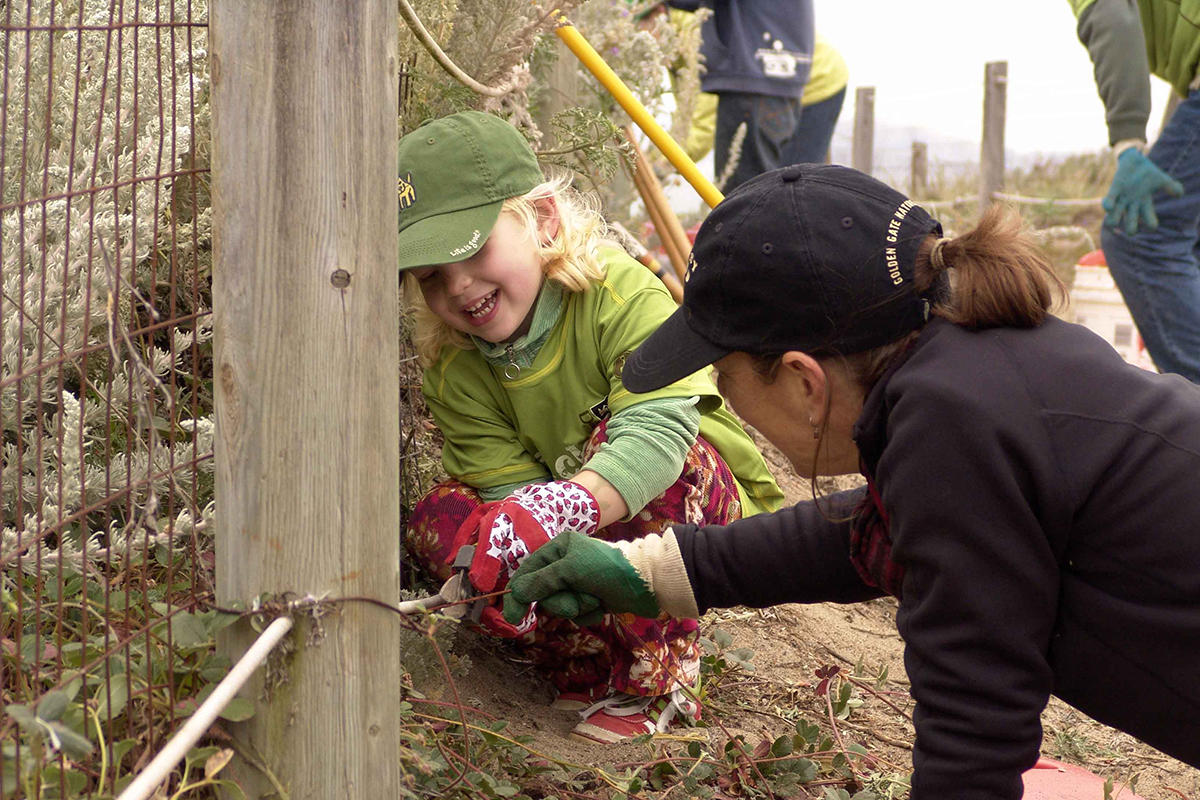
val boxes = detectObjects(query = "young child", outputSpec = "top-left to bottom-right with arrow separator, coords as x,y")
503,163 -> 1200,792
396,110 -> 783,743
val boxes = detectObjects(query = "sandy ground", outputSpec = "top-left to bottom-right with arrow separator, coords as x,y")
412,431 -> 1200,799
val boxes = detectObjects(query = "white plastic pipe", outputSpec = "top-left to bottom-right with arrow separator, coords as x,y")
117,616 -> 294,800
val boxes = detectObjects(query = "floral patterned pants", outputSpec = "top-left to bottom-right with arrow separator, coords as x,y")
404,422 -> 742,697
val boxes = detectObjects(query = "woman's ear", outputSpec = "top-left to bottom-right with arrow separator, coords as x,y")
533,196 -> 561,245
779,351 -> 828,420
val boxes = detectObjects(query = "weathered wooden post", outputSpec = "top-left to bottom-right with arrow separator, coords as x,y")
910,141 -> 928,199
534,39 -> 581,147
980,60 -> 1007,213
852,86 -> 875,176
210,2 -> 401,796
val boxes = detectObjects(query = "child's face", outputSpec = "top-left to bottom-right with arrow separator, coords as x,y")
411,210 -> 546,344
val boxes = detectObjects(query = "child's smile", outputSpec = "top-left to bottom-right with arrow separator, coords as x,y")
462,289 -> 500,325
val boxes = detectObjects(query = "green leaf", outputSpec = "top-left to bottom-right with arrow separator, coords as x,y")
41,762 -> 88,793
713,629 -> 734,649
204,610 -> 241,635
95,680 -> 129,721
1,753 -> 21,800
44,721 -> 94,760
217,697 -> 255,722
169,612 -> 210,648
111,738 -> 138,766
791,757 -> 817,782
794,718 -> 820,744
6,703 -> 36,731
770,735 -> 793,757
36,690 -> 71,722
730,647 -> 755,662
185,745 -> 221,767
845,742 -> 870,759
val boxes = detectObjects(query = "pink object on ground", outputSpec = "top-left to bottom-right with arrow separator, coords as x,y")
1022,757 -> 1146,799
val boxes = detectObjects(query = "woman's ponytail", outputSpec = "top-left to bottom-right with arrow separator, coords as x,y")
919,205 -> 1065,329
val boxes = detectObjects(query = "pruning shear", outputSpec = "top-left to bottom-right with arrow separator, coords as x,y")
396,544 -> 488,622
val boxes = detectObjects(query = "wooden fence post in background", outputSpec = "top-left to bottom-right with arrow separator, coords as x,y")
980,60 -> 1007,214
211,1 -> 401,796
534,38 -> 581,148
910,141 -> 928,199
852,86 -> 875,176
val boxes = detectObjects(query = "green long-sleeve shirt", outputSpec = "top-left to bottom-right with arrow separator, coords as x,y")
1071,0 -> 1200,144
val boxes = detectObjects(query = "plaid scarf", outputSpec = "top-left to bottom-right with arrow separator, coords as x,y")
848,472 -> 906,598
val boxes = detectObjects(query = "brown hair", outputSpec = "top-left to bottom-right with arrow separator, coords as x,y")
841,204 -> 1065,391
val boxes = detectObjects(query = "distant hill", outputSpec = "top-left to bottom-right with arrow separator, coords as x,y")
829,119 -> 1096,189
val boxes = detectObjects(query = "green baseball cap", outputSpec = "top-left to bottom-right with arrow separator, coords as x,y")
396,111 -> 544,270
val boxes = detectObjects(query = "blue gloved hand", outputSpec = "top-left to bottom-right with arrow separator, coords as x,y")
1102,148 -> 1184,234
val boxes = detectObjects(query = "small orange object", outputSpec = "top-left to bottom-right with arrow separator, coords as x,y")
1021,757 -> 1146,800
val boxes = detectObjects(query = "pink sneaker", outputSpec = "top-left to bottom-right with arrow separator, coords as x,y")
570,686 -> 702,744
550,684 -> 612,712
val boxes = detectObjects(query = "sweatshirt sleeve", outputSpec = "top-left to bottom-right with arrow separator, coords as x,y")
582,396 -> 701,520
671,487 -> 884,611
1075,0 -> 1152,144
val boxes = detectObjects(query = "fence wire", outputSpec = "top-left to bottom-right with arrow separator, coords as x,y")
1,1 -> 212,796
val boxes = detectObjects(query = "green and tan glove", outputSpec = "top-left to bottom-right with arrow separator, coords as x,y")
502,530 -> 699,626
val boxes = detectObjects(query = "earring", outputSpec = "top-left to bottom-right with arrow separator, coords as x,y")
809,418 -> 819,440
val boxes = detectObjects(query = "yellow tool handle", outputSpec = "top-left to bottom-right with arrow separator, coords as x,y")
554,18 -> 724,210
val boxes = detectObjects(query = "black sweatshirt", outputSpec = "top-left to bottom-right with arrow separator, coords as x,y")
673,317 -> 1200,799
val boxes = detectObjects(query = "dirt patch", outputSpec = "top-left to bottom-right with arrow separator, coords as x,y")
422,430 -> 1199,798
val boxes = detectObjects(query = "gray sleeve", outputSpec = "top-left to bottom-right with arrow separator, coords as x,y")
1076,0 -> 1152,144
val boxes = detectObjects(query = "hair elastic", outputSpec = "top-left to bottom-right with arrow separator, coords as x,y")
930,237 -> 952,270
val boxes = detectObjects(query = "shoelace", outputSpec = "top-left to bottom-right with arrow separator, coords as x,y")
578,686 -> 699,733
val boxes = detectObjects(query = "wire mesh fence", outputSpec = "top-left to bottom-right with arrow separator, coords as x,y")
1,1 -> 214,795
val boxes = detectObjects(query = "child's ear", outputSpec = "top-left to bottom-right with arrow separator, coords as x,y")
533,196 -> 561,245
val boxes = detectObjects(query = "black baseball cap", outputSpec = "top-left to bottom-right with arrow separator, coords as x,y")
622,163 -> 942,393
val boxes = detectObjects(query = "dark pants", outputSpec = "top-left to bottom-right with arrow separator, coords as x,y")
714,91 -> 802,193
783,87 -> 846,165
1100,88 -> 1200,383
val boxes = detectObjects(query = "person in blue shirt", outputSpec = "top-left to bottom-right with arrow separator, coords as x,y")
664,0 -> 813,192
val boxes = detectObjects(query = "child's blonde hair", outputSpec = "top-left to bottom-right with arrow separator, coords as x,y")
403,173 -> 613,366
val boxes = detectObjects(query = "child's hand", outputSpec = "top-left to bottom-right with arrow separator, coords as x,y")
447,481 -> 601,598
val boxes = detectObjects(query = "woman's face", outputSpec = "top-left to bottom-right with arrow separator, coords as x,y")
713,351 -> 862,478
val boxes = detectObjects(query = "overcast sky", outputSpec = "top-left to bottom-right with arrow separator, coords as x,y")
819,0 -> 1174,157
655,1 -> 1176,212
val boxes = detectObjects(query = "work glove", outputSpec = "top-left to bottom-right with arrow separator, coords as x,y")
502,530 -> 699,627
1103,148 -> 1184,234
448,481 -> 600,636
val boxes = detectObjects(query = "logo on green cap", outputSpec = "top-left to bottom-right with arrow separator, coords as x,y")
398,172 -> 416,211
